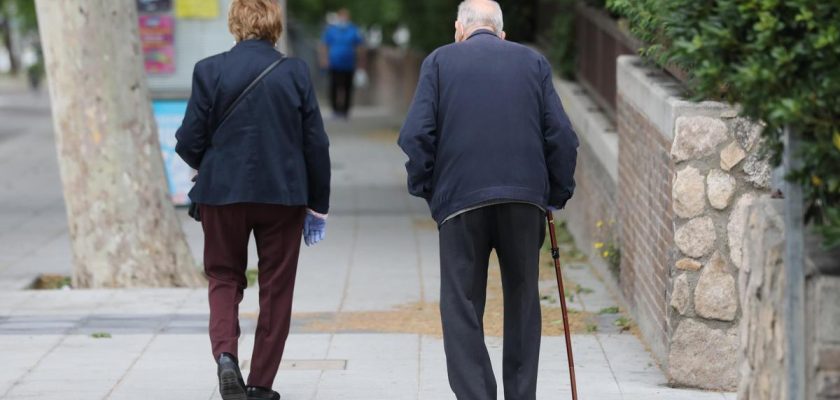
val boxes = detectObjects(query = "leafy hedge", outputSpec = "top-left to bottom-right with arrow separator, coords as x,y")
543,0 -> 577,78
607,0 -> 840,248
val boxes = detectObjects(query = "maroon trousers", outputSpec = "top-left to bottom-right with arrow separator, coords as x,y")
201,203 -> 305,388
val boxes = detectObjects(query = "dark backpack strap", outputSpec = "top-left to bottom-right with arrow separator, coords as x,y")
216,56 -> 286,130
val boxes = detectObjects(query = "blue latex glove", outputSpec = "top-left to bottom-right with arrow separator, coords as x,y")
547,206 -> 561,212
303,211 -> 327,247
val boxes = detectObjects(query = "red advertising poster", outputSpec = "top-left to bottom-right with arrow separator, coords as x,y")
139,15 -> 175,74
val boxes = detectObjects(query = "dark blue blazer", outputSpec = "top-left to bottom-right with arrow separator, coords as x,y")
175,39 -> 331,214
398,30 -> 579,224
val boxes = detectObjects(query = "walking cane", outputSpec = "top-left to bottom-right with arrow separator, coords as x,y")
546,210 -> 579,400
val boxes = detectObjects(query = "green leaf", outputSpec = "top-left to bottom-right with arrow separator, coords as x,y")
833,132 -> 840,152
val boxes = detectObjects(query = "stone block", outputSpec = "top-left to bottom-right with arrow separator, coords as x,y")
817,345 -> 840,370
720,109 -> 738,119
672,116 -> 729,162
707,169 -> 737,210
676,258 -> 702,271
743,153 -> 772,189
818,371 -> 840,398
694,252 -> 738,321
669,318 -> 739,390
732,117 -> 763,152
728,194 -> 756,269
720,142 -> 746,171
739,196 -> 786,400
676,217 -> 717,258
671,274 -> 691,315
816,277 -> 840,345
673,166 -> 707,218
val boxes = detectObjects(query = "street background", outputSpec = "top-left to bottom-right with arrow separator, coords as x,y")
0,78 -> 733,399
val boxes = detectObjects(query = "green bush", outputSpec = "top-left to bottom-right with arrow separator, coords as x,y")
608,0 -> 840,248
544,0 -> 577,78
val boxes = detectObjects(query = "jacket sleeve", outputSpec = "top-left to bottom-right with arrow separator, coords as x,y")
175,63 -> 212,170
300,64 -> 331,214
540,57 -> 579,209
397,54 -> 439,202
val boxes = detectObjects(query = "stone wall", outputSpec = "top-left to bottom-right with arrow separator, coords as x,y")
560,55 -> 785,391
738,196 -> 840,399
616,56 -> 769,390
810,277 -> 840,399
666,112 -> 767,390
738,196 -> 786,399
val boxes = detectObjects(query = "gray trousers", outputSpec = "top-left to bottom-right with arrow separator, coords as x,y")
438,203 -> 545,400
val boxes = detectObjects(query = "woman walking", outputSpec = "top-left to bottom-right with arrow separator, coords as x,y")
175,1 -> 330,399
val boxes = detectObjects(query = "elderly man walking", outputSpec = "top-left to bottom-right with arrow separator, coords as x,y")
398,1 -> 578,399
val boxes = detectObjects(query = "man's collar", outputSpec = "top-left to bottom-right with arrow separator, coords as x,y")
234,38 -> 275,49
467,29 -> 499,40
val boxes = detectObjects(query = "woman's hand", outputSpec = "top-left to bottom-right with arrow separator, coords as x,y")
303,209 -> 327,246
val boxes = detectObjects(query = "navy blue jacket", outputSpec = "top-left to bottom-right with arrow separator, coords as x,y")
175,39 -> 331,214
398,30 -> 578,224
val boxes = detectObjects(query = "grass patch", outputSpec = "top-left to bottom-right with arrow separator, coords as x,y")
552,219 -> 575,244
31,274 -> 71,290
90,332 -> 112,339
562,248 -> 587,262
598,306 -> 620,315
574,284 -> 594,295
564,283 -> 593,300
614,316 -> 634,333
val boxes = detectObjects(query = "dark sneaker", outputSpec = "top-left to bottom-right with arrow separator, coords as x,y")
217,353 -> 246,400
246,386 -> 281,400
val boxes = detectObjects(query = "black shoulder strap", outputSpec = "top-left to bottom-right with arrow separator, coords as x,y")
216,56 -> 286,131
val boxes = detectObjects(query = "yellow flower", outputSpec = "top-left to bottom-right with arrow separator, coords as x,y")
602,251 -> 610,258
834,131 -> 840,152
596,220 -> 605,229
812,175 -> 824,187
594,242 -> 605,249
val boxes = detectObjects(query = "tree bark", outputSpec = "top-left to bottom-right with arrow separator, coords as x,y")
1,17 -> 20,74
34,0 -> 203,288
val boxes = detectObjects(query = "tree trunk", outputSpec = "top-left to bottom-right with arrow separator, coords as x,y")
1,18 -> 19,74
34,0 -> 203,288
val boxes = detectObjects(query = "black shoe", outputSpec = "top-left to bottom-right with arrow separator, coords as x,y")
217,353 -> 247,400
246,386 -> 281,400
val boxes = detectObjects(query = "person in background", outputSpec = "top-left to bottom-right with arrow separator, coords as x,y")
319,7 -> 366,119
175,0 -> 331,399
398,0 -> 579,399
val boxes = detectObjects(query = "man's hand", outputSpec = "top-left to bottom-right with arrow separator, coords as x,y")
303,210 -> 327,246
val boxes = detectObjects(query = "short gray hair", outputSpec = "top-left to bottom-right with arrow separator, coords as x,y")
457,0 -> 504,35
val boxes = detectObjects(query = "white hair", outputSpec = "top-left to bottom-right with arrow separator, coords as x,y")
457,0 -> 504,35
